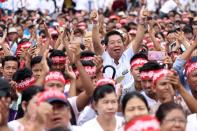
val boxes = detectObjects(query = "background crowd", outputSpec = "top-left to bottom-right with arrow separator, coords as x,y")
0,0 -> 197,131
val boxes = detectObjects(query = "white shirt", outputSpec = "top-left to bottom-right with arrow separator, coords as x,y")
81,116 -> 124,131
25,0 -> 40,11
8,120 -> 24,131
146,0 -> 159,12
141,91 -> 157,108
102,47 -> 134,87
186,113 -> 197,131
160,0 -> 178,14
188,0 -> 197,12
77,105 -> 96,126
39,0 -> 55,15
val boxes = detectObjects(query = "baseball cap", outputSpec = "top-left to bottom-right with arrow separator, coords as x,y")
37,88 -> 68,105
0,78 -> 11,97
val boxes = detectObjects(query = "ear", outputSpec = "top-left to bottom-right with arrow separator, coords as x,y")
22,101 -> 28,112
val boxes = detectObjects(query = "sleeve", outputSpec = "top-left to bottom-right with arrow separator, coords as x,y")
68,96 -> 80,121
172,57 -> 186,75
124,47 -> 134,61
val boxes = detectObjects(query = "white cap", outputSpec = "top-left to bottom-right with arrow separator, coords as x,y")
8,27 -> 17,33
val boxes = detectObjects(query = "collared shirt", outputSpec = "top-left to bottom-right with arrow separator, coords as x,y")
102,47 -> 134,87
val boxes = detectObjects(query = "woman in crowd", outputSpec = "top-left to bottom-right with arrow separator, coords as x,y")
8,86 -> 46,131
156,102 -> 187,131
121,91 -> 149,122
81,80 -> 124,131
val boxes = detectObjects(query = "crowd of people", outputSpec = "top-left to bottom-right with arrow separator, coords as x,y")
0,0 -> 197,131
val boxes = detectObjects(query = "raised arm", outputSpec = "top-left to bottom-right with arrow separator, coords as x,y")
67,41 -> 94,111
91,10 -> 104,55
129,7 -> 145,53
167,74 -> 197,113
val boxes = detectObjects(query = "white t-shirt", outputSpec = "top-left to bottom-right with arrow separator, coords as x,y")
160,0 -> 178,14
81,116 -> 124,131
140,91 -> 157,108
39,0 -> 55,15
77,105 -> 96,126
186,113 -> 197,131
68,96 -> 80,122
8,120 -> 24,131
102,47 -> 134,87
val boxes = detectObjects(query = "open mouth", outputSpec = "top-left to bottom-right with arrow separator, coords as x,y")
114,49 -> 121,53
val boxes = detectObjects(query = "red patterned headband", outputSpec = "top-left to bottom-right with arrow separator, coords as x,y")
131,58 -> 148,69
75,66 -> 96,77
146,42 -> 154,48
37,88 -> 67,105
80,56 -> 94,61
124,115 -> 160,131
51,56 -> 66,64
185,62 -> 197,76
152,69 -> 174,85
140,70 -> 155,80
16,76 -> 36,91
96,78 -> 116,87
45,71 -> 65,84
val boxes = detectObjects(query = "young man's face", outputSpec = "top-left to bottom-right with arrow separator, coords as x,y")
131,66 -> 141,82
154,77 -> 175,103
47,102 -> 70,129
187,69 -> 197,99
107,35 -> 124,61
32,63 -> 42,80
3,61 -> 18,81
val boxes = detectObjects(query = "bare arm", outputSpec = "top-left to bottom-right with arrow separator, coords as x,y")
129,8 -> 146,53
91,10 -> 104,55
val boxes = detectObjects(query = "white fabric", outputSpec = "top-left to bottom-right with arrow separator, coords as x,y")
140,91 -> 157,108
8,120 -> 24,131
77,105 -> 96,126
146,0 -> 159,12
160,0 -> 178,14
186,113 -> 197,131
81,116 -> 124,131
68,96 -> 80,121
188,0 -> 197,12
1,0 -> 17,11
39,0 -> 55,15
24,0 -> 40,11
101,47 -> 134,87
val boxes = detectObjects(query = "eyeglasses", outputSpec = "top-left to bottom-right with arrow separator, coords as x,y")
164,117 -> 187,124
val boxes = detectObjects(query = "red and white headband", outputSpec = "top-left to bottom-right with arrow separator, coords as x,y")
96,78 -> 116,87
185,62 -> 197,76
80,56 -> 94,61
16,76 -> 36,91
45,71 -> 65,84
152,69 -> 174,85
140,70 -> 155,80
51,56 -> 66,64
130,58 -> 148,69
75,66 -> 96,77
124,115 -> 160,131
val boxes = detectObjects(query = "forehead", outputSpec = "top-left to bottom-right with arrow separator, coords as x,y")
45,80 -> 64,86
4,60 -> 18,66
108,34 -> 122,41
99,92 -> 117,101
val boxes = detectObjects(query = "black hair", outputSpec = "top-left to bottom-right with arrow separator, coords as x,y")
80,51 -> 95,58
183,25 -> 193,34
49,49 -> 66,58
167,30 -> 177,36
104,30 -> 124,46
30,56 -> 52,68
121,91 -> 149,114
156,102 -> 186,123
16,86 -> 44,119
48,126 -> 70,131
93,84 -> 116,103
130,52 -> 148,65
139,61 -> 164,73
72,60 -> 95,71
2,55 -> 19,68
12,67 -> 33,82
